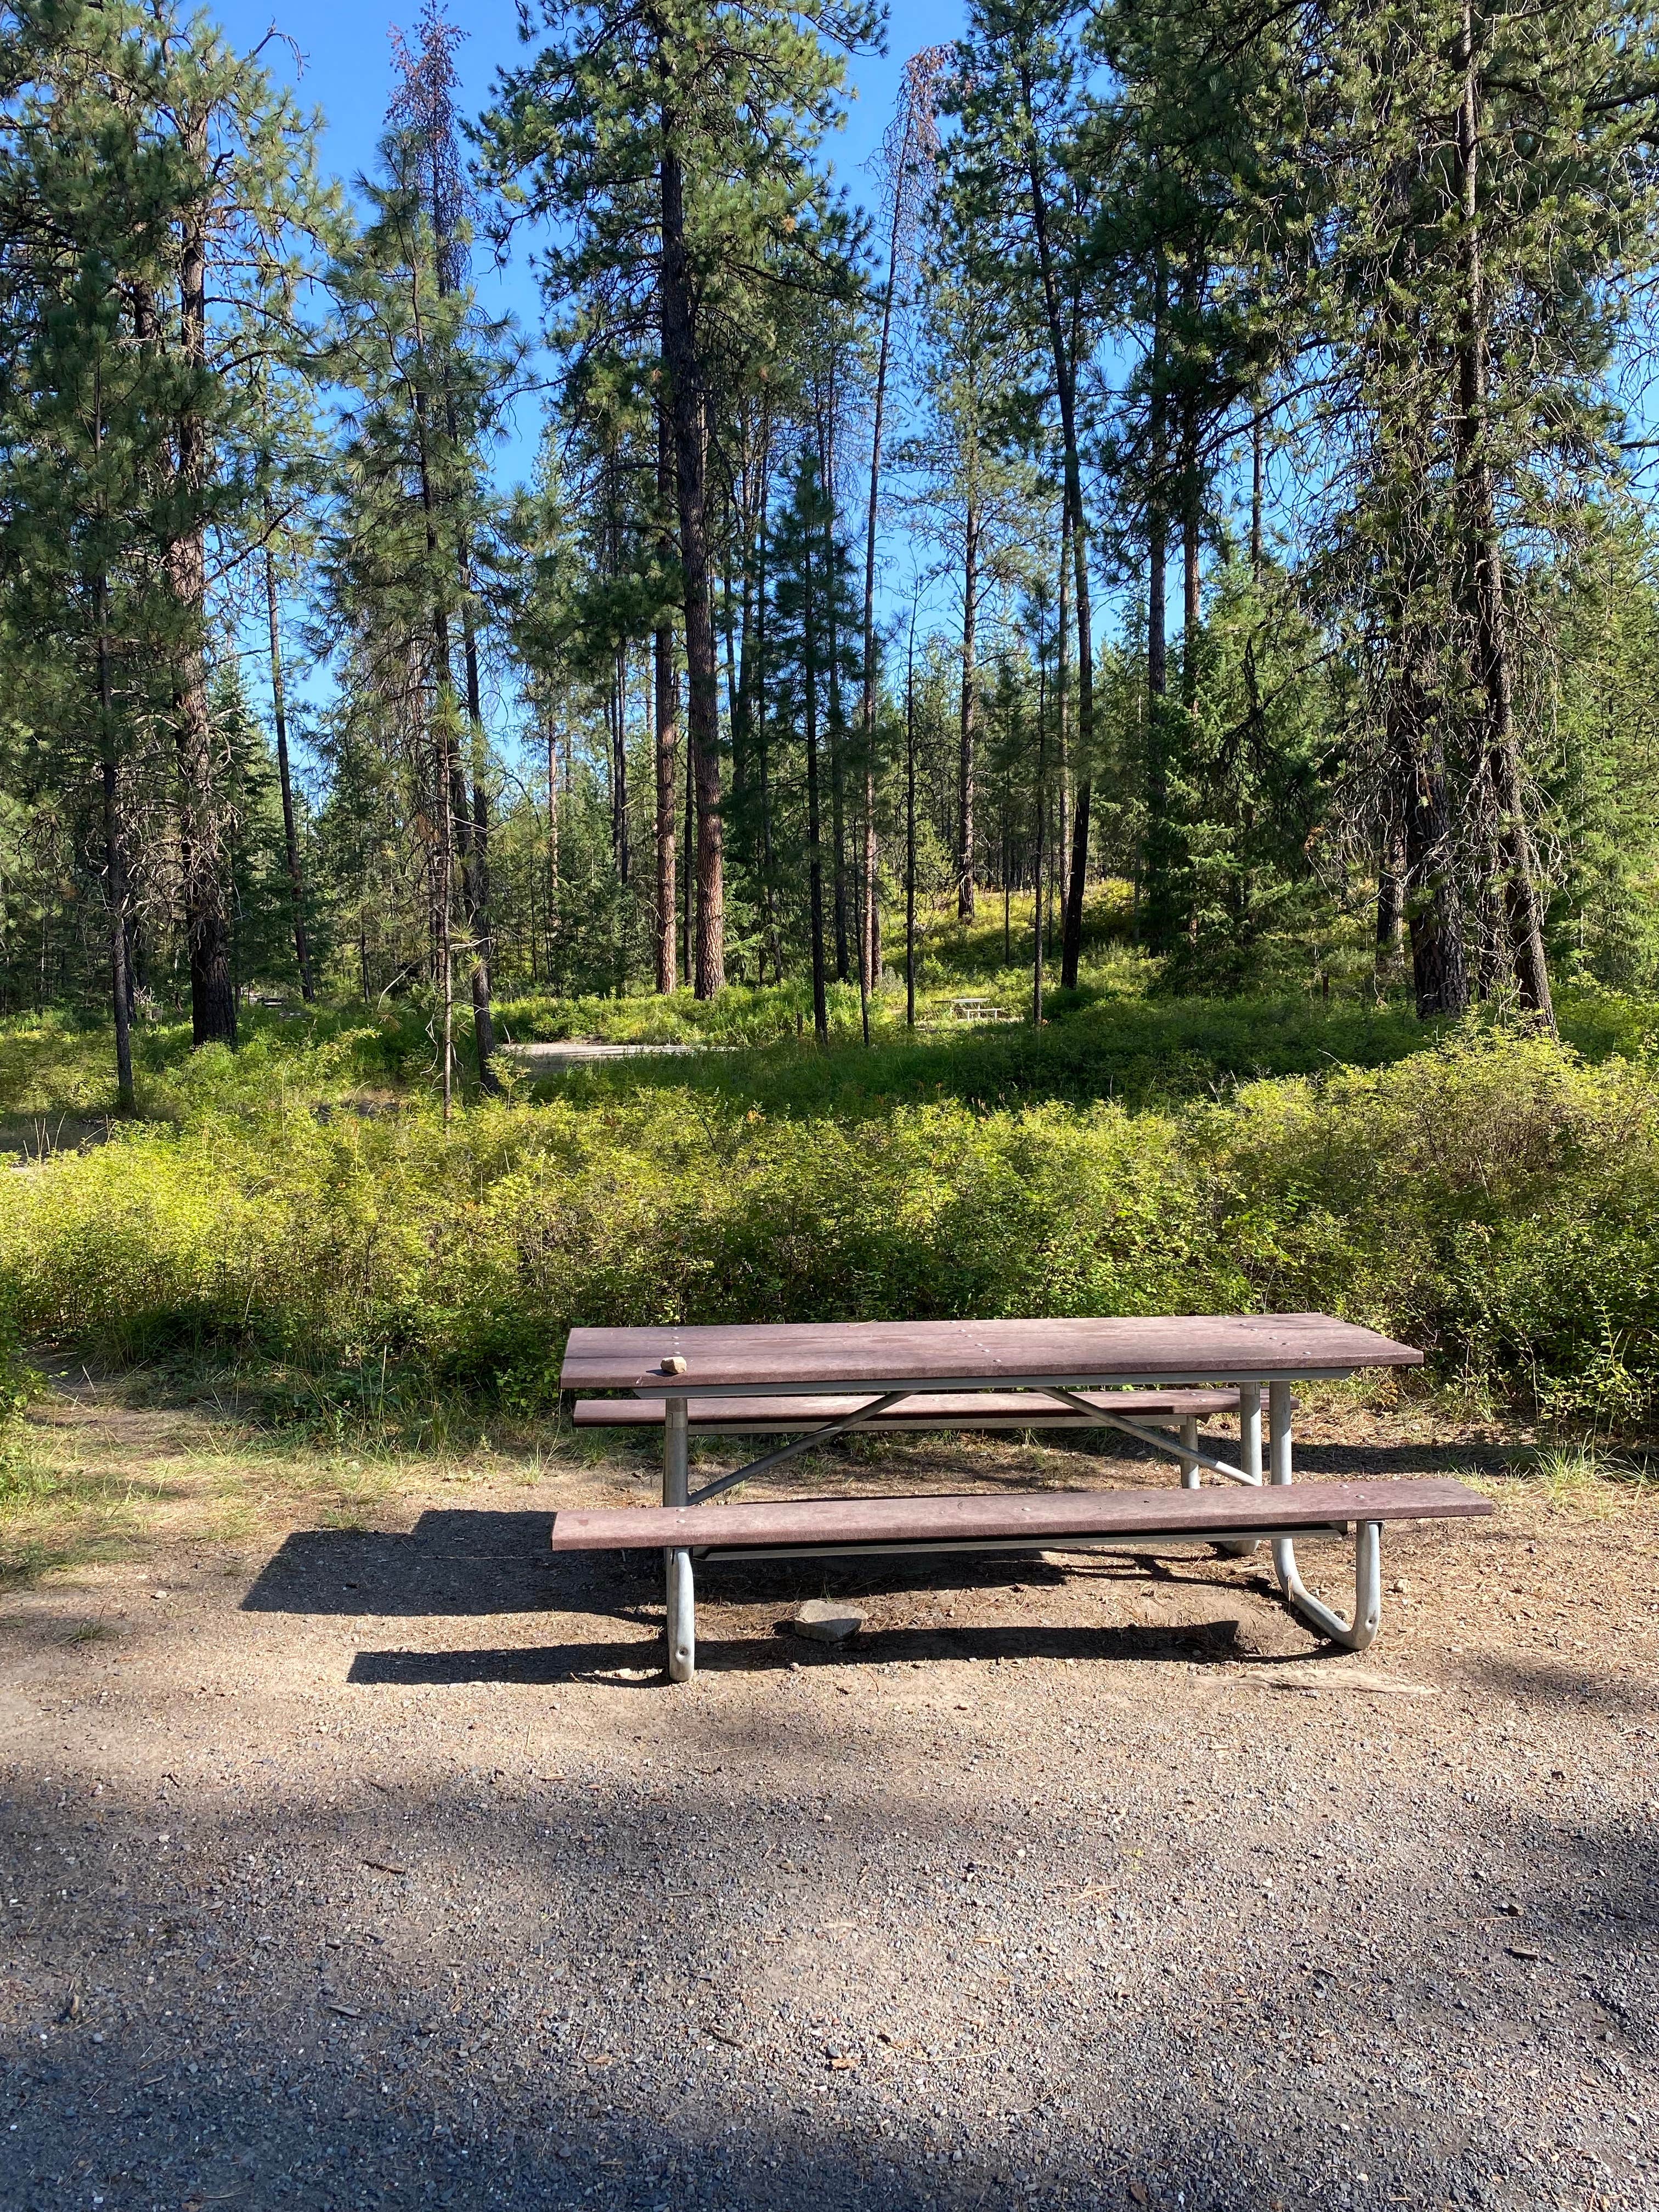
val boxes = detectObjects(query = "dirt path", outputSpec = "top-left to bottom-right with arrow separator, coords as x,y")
2,1406 -> 1656,2212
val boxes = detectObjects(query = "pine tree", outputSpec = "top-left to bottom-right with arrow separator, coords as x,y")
478,0 -> 877,999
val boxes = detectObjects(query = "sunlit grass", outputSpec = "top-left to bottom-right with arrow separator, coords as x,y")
1523,1437 -> 1651,1513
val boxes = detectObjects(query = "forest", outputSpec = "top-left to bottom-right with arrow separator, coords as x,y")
5,0 -> 1659,1445
2,0 -> 1657,1076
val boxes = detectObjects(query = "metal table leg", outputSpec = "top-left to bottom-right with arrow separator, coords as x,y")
1178,1414 -> 1200,1489
1216,1379 -> 1262,1554
664,1394 -> 695,1682
1268,1378 -> 1381,1651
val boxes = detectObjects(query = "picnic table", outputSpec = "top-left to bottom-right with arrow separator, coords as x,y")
557,1313 -> 1488,1681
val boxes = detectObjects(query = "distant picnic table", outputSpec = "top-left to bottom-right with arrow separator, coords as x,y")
557,1313 -> 1487,1681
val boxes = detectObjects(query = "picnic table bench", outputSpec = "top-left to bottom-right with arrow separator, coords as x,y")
556,1314 -> 1489,1681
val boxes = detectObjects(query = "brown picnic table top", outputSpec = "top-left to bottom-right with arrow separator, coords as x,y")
558,1312 -> 1422,1397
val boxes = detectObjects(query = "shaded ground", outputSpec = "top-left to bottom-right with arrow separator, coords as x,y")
2,1394 -> 1656,2212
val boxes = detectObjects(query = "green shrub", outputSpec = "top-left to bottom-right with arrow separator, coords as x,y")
3,1021 -> 1659,1431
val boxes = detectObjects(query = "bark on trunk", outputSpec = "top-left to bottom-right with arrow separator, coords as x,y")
804,528 -> 828,1045
1018,61 -> 1094,990
655,391 -> 678,994
1395,642 -> 1469,1019
458,603 -> 497,1088
860,178 -> 902,1001
905,611 -> 917,1030
264,538 -> 314,1001
546,713 -> 560,977
97,574 -> 133,1113
661,132 -> 724,996
1454,1 -> 1553,1028
958,504 -> 978,919
170,202 -> 235,1048
411,374 -> 461,1106
1376,816 -> 1406,993
655,619 -> 678,995
1032,645 -> 1046,1028
608,645 -> 628,886
1144,267 -> 1173,955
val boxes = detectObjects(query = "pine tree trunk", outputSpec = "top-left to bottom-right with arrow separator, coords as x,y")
905,611 -> 917,1030
97,574 -> 133,1114
804,532 -> 828,1045
1033,661 -> 1046,1028
860,186 -> 902,1003
682,726 -> 696,989
1145,268 -> 1172,955
411,370 -> 466,1101
830,661 -> 849,981
958,505 -> 978,919
546,714 -> 560,979
660,132 -> 724,997
655,537 -> 678,998
1057,508 -> 1071,959
90,365 -> 134,1111
1395,639 -> 1469,1019
1376,816 -> 1406,993
655,624 -> 679,993
1018,62 -> 1094,990
437,400 -> 495,1075
264,538 -> 315,1001
611,644 -> 629,887
1454,2 -> 1553,1029
170,205 -> 235,1049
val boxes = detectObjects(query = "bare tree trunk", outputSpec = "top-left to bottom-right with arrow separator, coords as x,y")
830,670 -> 850,981
655,618 -> 678,995
1033,653 -> 1046,1028
1144,262 -> 1173,956
660,128 -> 724,996
804,529 -> 828,1045
1395,634 -> 1469,1019
682,726 -> 695,990
611,642 -> 629,887
169,202 -> 235,1049
439,779 -> 455,1126
411,364 -> 464,1104
1454,1 -> 1553,1029
1376,815 -> 1406,994
958,504 -> 978,919
905,605 -> 917,1030
860,165 -> 902,1004
545,712 -> 560,979
97,574 -> 133,1113
90,369 -> 133,1111
655,407 -> 679,995
1017,61 -> 1093,990
264,535 -> 314,1001
1057,505 -> 1071,958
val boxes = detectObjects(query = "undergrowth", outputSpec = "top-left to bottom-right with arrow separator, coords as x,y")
4,1015 -> 1659,1442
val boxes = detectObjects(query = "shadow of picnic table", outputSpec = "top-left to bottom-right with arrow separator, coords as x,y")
242,1503 -> 1286,1685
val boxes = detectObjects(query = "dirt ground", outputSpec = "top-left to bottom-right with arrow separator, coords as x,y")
1,1392 -> 1656,2212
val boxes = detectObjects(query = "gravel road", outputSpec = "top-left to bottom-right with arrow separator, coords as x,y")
2,1421 -> 1655,2212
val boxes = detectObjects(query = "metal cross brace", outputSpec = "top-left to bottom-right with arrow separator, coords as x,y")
685,1392 -> 911,1505
1037,1387 -> 1260,1485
